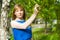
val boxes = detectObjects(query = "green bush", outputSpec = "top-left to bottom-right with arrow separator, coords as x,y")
32,28 -> 60,40
10,34 -> 14,40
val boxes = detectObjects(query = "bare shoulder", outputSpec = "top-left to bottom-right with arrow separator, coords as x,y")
10,20 -> 16,25
10,20 -> 16,23
10,20 -> 16,28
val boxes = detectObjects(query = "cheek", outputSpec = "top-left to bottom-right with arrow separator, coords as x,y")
21,11 -> 24,14
21,11 -> 24,16
14,12 -> 18,16
14,11 -> 20,15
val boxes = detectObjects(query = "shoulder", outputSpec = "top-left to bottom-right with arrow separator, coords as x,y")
10,20 -> 17,26
10,20 -> 15,24
10,20 -> 17,28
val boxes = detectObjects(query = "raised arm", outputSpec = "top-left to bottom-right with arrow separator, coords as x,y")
10,4 -> 40,29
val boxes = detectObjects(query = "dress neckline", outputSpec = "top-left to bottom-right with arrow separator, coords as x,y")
14,19 -> 24,21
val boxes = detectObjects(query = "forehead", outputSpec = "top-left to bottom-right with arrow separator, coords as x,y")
15,6 -> 23,10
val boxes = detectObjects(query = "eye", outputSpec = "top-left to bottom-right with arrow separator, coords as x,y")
20,9 -> 23,11
16,10 -> 19,12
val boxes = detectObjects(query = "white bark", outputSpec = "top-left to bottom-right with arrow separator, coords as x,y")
0,0 -> 10,40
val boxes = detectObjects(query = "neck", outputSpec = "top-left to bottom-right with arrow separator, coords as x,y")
15,18 -> 23,21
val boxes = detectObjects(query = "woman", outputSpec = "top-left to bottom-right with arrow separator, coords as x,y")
10,4 -> 39,40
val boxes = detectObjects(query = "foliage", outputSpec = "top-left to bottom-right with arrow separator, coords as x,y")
32,28 -> 60,40
9,0 -> 56,19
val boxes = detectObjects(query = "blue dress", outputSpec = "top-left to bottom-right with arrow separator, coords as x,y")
12,20 -> 32,40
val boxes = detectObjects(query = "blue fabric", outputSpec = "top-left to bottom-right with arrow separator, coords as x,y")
12,20 -> 32,40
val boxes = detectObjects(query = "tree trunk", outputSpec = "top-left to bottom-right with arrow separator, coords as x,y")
45,18 -> 47,33
0,0 -> 10,40
45,20 -> 47,33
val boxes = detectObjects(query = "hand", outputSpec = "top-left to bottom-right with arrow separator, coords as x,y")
34,4 -> 40,14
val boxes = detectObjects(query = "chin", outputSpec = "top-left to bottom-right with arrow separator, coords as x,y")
18,16 -> 23,19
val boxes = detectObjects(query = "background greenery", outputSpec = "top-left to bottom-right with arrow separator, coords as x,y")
9,0 -> 60,40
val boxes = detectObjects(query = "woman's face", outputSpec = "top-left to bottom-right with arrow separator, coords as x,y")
14,7 -> 24,19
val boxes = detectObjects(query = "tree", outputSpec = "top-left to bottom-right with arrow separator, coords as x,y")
0,0 -> 10,40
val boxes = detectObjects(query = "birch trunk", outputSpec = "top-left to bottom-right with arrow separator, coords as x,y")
0,0 -> 10,40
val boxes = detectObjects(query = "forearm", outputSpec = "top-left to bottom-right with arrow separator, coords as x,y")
23,12 -> 37,28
